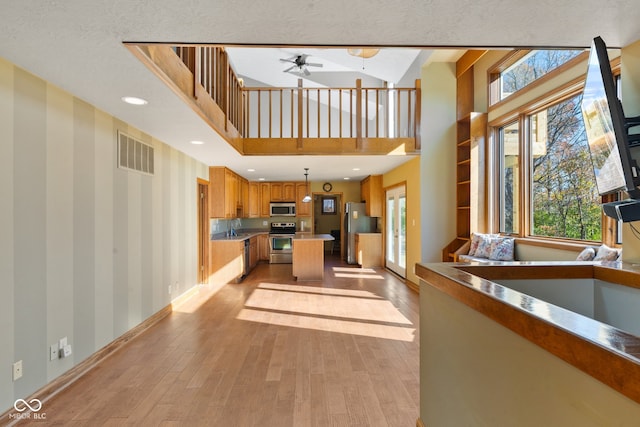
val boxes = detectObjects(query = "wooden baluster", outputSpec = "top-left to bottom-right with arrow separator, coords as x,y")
356,79 -> 362,149
415,79 -> 421,149
297,79 -> 303,149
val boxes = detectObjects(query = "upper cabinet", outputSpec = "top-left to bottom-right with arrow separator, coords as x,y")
248,181 -> 260,218
210,170 -> 309,218
296,182 -> 311,217
260,183 -> 271,217
271,182 -> 296,201
210,167 -> 240,218
361,175 -> 383,217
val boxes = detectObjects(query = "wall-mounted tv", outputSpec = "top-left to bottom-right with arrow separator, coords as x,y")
581,36 -> 640,221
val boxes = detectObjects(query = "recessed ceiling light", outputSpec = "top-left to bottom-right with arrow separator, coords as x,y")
247,168 -> 256,172
352,168 -> 360,171
258,177 -> 265,181
190,140 -> 204,145
344,177 -> 350,180
121,96 -> 148,106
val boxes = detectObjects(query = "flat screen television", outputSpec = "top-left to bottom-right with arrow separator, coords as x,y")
581,36 -> 640,221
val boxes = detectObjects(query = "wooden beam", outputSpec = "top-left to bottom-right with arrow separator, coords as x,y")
456,50 -> 488,78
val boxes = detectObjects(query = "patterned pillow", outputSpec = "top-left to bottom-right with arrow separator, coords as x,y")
468,233 -> 483,256
576,247 -> 596,261
489,237 -> 515,261
474,234 -> 495,258
594,244 -> 620,261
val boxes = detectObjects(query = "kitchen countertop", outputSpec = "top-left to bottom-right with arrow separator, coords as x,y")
292,233 -> 334,241
210,231 -> 268,241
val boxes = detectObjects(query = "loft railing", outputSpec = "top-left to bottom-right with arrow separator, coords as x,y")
242,80 -> 420,140
175,46 -> 245,134
172,46 -> 420,150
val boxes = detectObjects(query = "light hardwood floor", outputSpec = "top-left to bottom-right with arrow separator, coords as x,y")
19,254 -> 419,426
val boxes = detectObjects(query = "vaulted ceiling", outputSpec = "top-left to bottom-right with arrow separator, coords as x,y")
1,1 -> 639,181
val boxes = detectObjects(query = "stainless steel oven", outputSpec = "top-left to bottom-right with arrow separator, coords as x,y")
269,235 -> 293,264
269,222 -> 296,264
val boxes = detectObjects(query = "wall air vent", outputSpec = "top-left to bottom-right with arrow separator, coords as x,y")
117,130 -> 154,175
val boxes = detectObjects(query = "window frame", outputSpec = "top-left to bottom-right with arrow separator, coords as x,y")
489,50 -> 589,108
488,54 -> 621,246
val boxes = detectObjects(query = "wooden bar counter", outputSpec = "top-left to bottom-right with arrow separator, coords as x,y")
415,261 -> 640,426
292,234 -> 334,281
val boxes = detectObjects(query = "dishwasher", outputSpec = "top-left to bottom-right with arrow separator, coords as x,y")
243,239 -> 250,278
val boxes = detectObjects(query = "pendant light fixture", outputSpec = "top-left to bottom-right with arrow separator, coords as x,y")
302,168 -> 312,203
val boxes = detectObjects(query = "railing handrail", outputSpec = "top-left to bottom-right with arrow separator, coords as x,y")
173,45 -> 420,149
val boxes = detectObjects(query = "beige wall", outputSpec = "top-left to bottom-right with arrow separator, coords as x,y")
420,283 -> 640,426
420,61 -> 457,263
383,157 -> 421,285
0,57 -> 208,410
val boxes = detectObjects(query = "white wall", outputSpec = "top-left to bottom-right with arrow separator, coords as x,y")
420,62 -> 457,262
0,57 -> 207,411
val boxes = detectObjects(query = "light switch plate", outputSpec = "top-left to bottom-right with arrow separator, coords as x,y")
50,344 -> 59,361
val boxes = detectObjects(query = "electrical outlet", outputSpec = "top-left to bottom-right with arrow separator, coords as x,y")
61,344 -> 72,358
50,344 -> 59,361
168,284 -> 172,294
13,360 -> 23,381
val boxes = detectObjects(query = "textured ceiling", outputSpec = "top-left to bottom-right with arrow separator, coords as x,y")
1,0 -> 640,181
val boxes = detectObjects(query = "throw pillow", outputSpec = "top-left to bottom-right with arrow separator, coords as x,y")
468,233 -> 483,256
474,234 -> 495,258
593,244 -> 620,261
576,247 -> 596,261
489,237 -> 515,261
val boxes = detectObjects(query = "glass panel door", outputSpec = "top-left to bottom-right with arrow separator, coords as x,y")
386,185 -> 406,277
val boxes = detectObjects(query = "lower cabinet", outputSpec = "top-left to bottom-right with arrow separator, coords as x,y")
355,233 -> 382,268
258,234 -> 270,261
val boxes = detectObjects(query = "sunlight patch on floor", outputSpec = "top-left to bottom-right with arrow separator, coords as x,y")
332,266 -> 377,273
237,281 -> 415,341
332,272 -> 385,279
258,282 -> 384,299
237,308 -> 416,342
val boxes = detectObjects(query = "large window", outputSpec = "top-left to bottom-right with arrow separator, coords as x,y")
499,122 -> 520,234
493,49 -> 610,243
492,49 -> 585,104
529,96 -> 601,240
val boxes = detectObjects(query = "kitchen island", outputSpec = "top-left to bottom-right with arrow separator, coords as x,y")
292,233 -> 334,281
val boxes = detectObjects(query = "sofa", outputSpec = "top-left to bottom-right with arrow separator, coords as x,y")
455,233 -> 621,263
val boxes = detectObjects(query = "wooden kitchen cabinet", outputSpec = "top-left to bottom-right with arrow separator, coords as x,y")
239,177 -> 249,217
355,233 -> 382,267
210,239 -> 244,284
249,236 -> 258,269
361,174 -> 383,217
210,167 -> 240,218
248,182 -> 260,218
260,183 -> 271,217
258,234 -> 270,261
210,167 -> 258,218
270,183 -> 283,201
283,182 -> 296,201
270,182 -> 296,202
296,182 -> 311,217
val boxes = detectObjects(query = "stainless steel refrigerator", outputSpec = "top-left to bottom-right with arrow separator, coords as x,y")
343,202 -> 376,264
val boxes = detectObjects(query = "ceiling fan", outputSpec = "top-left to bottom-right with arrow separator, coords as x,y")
280,54 -> 323,76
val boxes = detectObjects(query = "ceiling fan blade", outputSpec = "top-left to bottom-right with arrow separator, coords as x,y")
303,66 -> 311,76
283,65 -> 296,73
305,62 -> 323,68
279,58 -> 295,63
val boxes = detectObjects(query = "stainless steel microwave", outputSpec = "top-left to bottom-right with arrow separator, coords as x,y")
270,202 -> 296,217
